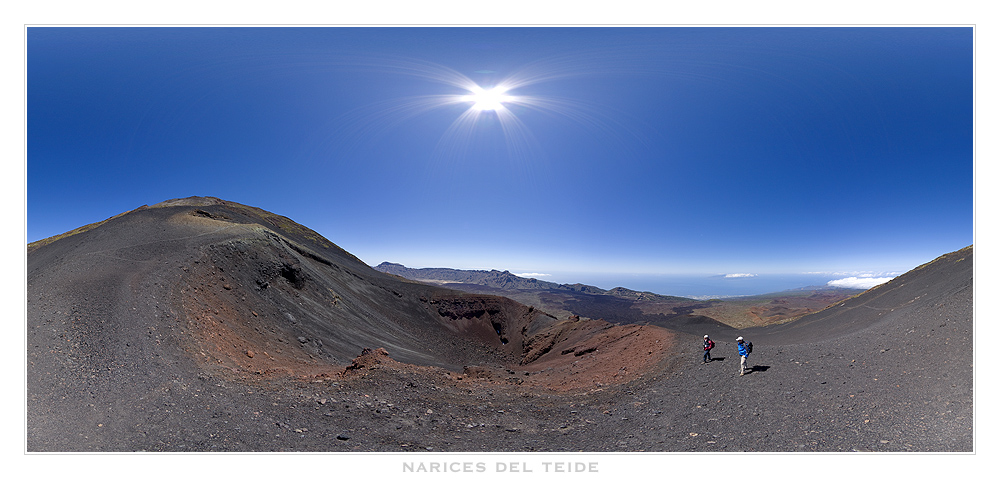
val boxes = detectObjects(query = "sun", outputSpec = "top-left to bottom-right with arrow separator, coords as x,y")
465,85 -> 511,111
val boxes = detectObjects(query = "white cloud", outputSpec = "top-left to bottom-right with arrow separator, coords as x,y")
827,276 -> 895,289
724,273 -> 757,278
805,270 -> 904,277
514,272 -> 551,278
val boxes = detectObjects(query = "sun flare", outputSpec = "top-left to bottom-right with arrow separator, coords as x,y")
465,85 -> 511,111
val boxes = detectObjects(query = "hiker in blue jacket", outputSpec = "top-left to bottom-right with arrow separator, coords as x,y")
737,336 -> 751,376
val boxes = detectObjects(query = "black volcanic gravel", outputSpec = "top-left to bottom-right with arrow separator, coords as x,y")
26,199 -> 973,452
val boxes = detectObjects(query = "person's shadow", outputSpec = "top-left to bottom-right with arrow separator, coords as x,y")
745,365 -> 770,373
708,357 -> 726,362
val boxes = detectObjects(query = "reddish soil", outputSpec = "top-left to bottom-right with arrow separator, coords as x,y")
518,320 -> 674,392
26,198 -> 973,453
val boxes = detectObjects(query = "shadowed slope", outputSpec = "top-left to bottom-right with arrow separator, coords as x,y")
25,197 -> 971,452
26,197 -> 673,451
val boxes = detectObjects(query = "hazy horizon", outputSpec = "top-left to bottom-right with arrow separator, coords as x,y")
371,258 -> 909,298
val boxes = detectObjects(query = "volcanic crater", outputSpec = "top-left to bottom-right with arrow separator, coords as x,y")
26,197 -> 972,452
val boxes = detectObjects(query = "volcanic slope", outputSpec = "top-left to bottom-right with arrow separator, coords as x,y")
652,246 -> 973,452
27,198 -> 972,452
26,197 -> 672,451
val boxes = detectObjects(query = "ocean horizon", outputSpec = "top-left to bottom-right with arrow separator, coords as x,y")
519,272 -> 893,299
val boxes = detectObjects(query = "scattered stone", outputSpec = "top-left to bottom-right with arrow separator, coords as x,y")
337,434 -> 350,441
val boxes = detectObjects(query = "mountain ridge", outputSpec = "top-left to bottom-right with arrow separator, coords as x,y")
374,261 -> 866,329
26,197 -> 972,452
27,196 -> 676,451
375,262 -> 692,301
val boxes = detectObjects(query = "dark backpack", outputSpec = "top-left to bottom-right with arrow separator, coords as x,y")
746,341 -> 753,354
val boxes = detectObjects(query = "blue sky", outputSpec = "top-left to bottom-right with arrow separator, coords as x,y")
27,27 -> 973,289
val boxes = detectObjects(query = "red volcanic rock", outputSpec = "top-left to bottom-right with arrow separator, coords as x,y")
26,197 -> 973,452
345,347 -> 391,371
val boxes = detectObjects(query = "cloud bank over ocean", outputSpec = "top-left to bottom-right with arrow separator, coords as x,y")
827,276 -> 895,289
499,270 -> 904,298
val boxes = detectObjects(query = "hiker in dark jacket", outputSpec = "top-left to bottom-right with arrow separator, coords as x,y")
737,336 -> 751,376
702,335 -> 714,363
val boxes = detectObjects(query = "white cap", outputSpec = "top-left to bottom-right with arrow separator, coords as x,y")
736,336 -> 744,341
704,335 -> 709,338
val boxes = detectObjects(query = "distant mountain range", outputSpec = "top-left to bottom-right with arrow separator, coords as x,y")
374,262 -> 866,330
26,196 -> 972,452
374,262 -> 693,301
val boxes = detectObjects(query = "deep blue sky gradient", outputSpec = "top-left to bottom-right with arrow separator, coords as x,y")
27,27 -> 973,285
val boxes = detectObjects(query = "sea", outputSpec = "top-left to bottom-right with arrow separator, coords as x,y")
530,272 -> 875,299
